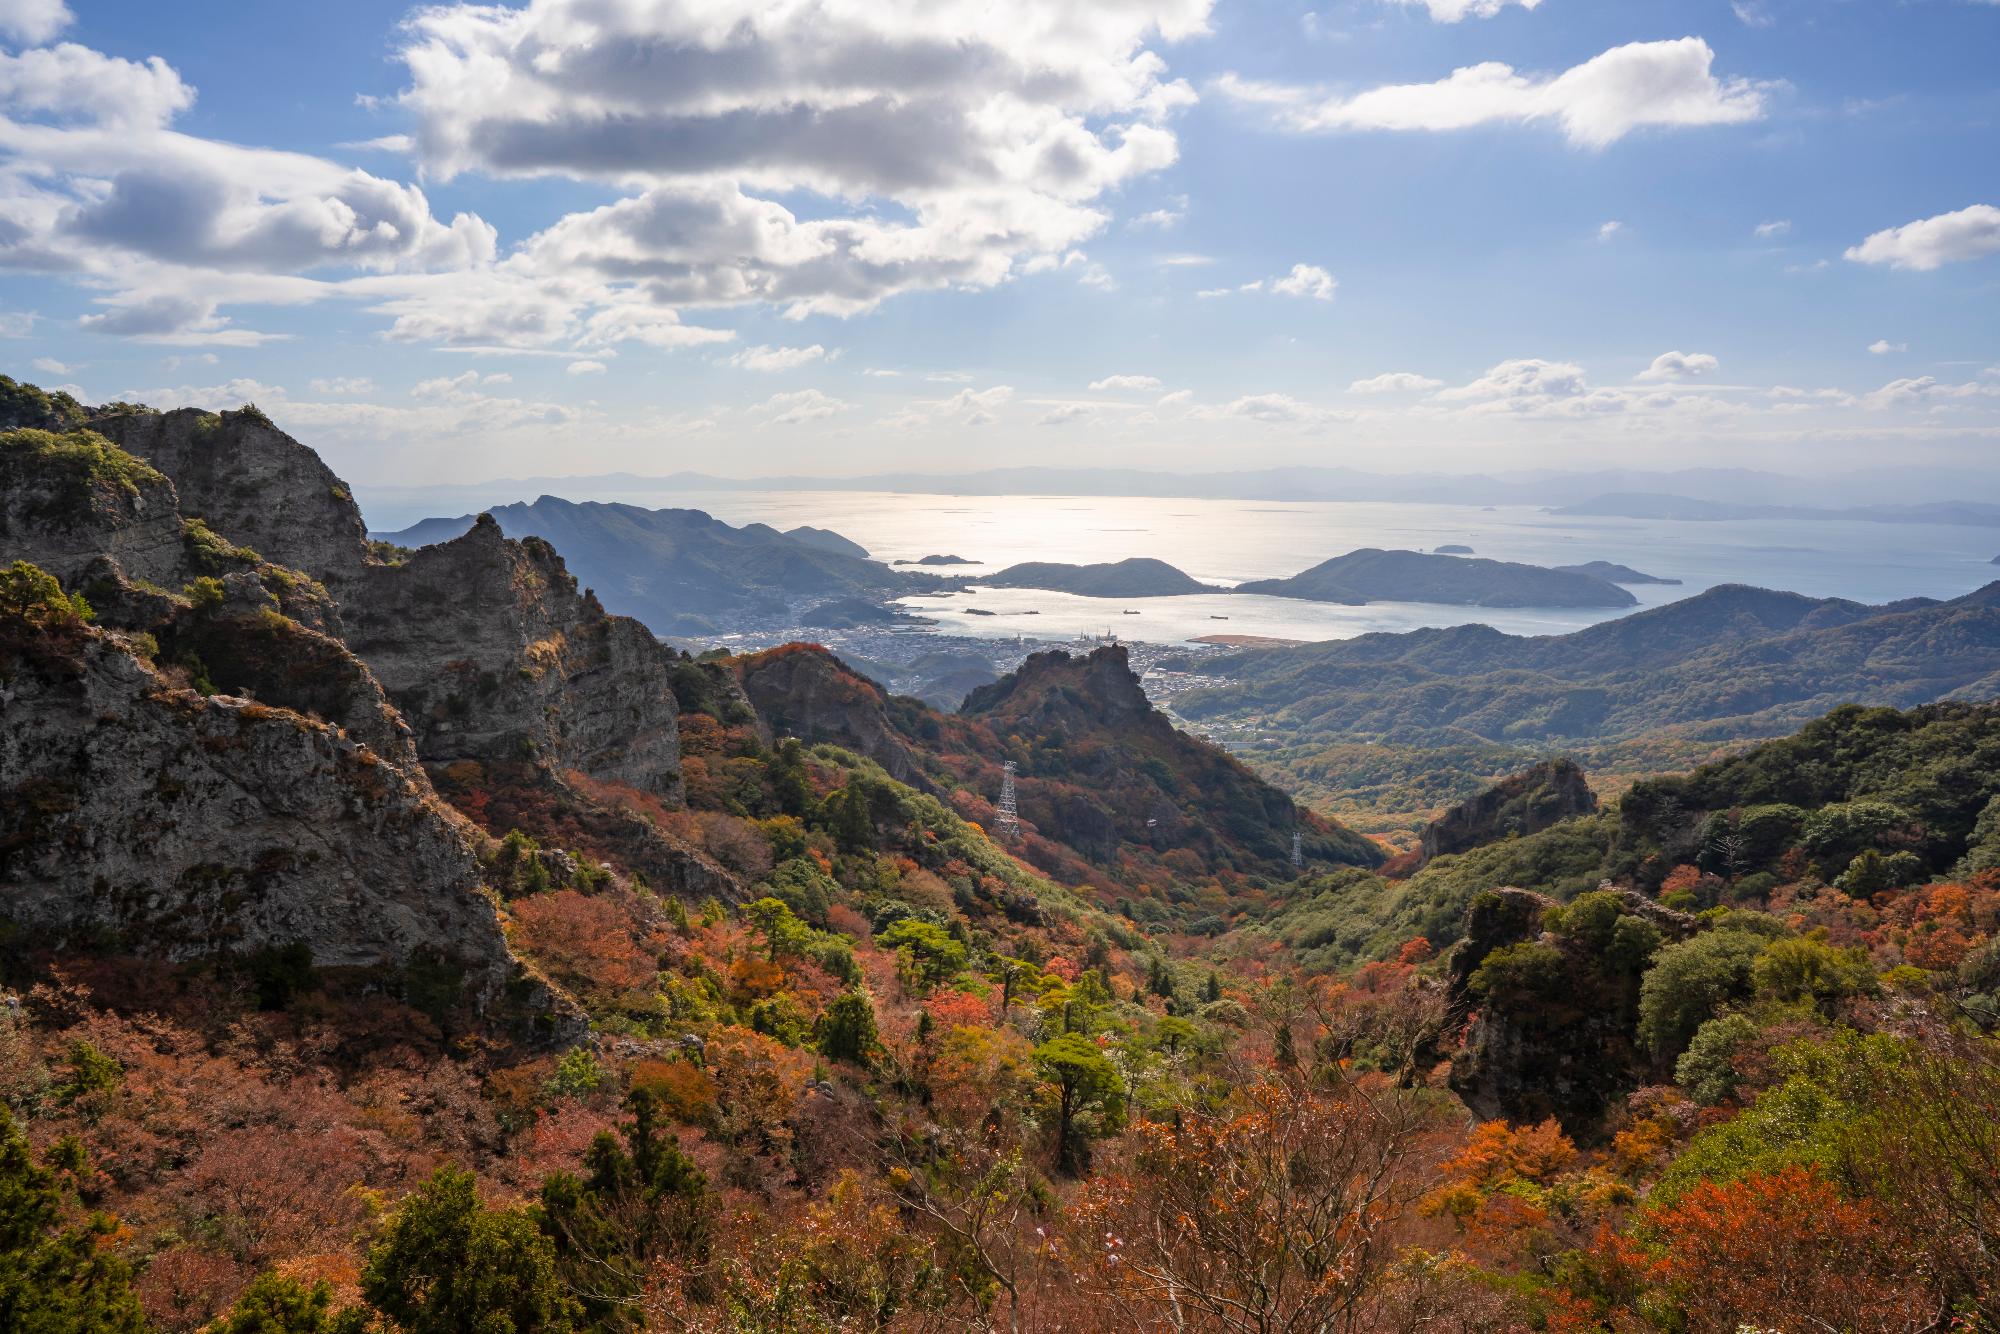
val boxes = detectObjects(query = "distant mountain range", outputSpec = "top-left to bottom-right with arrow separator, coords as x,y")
1553,493 -> 2000,527
1178,581 -> 2000,746
373,496 -> 931,635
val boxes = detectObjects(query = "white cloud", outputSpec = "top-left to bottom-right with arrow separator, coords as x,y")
308,376 -> 373,394
1350,371 -> 1443,393
388,0 -> 1208,322
1731,2 -> 1775,28
1438,358 -> 1588,402
1861,377 -> 1998,411
1845,204 -> 2000,271
29,354 -> 69,374
759,388 -> 851,425
1129,196 -> 1187,229
1204,392 -> 1318,423
728,343 -> 827,373
1037,404 -> 1094,427
1090,374 -> 1164,391
1196,286 -> 1232,298
0,0 -> 70,45
1754,219 -> 1790,238
1597,220 -> 1623,241
1269,262 -> 1338,301
567,359 -> 608,375
880,384 -> 1015,431
1867,339 -> 1905,355
1215,38 -> 1768,149
1638,350 -> 1719,382
1157,253 -> 1214,267
1390,0 -> 1542,21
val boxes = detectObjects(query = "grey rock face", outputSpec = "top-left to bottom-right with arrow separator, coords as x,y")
0,432 -> 187,588
343,516 -> 685,799
0,621 -> 576,1038
90,408 -> 373,585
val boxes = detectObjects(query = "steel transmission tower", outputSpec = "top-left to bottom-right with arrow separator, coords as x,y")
996,761 -> 1020,840
1291,830 -> 1303,869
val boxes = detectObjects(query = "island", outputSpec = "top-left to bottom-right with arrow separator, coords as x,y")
1434,544 -> 1475,555
982,557 -> 1221,597
1553,560 -> 1682,586
1235,548 -> 1638,608
895,553 -> 978,566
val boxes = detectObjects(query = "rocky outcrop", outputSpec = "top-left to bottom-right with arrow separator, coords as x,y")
1419,758 -> 1598,864
963,645 -> 1383,873
1,427 -> 188,589
735,644 -> 930,788
0,614 -> 577,1041
1445,885 -> 1696,1136
343,515 -> 685,798
89,407 -> 373,585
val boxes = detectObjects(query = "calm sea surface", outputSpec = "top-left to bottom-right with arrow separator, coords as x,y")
368,487 -> 2000,647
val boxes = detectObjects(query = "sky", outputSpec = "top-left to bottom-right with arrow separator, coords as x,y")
0,0 -> 1996,485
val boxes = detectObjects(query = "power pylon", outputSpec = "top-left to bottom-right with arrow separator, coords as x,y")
996,760 -> 1020,840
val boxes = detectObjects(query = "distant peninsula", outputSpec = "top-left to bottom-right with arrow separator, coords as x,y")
1237,548 -> 1637,609
983,557 -> 1221,597
1553,560 -> 1682,586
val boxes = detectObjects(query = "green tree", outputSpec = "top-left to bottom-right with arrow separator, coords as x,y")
877,919 -> 966,990
1675,1012 -> 1761,1107
209,1272 -> 367,1334
831,781 -> 874,853
360,1165 -> 578,1334
0,1109 -> 146,1334
538,1090 -> 717,1332
1033,1033 -> 1126,1176
0,560 -> 93,629
1637,929 -> 1770,1061
744,897 -> 813,962
1752,936 -> 1877,1012
817,990 -> 880,1065
768,738 -> 814,819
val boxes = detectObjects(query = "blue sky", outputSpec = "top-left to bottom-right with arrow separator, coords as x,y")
0,0 -> 1995,484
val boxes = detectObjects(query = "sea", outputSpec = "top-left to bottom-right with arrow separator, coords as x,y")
361,487 -> 2000,648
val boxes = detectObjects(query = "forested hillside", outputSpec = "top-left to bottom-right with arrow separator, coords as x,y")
4,382 -> 1999,1333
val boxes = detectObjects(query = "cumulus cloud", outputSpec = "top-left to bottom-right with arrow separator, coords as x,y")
388,0 -> 1209,321
1391,0 -> 1541,20
1215,38 -> 1768,149
728,343 -> 827,372
759,388 -> 852,425
1350,371 -> 1443,393
567,359 -> 607,375
1861,377 -> 1998,411
1090,373 -> 1164,391
1868,339 -> 1905,355
1438,358 -> 1588,402
1037,404 -> 1094,427
1754,219 -> 1790,238
1597,220 -> 1623,241
881,384 -> 1015,431
1270,262 -> 1338,300
1638,350 -> 1719,381
0,0 -> 71,45
1845,204 -> 2000,271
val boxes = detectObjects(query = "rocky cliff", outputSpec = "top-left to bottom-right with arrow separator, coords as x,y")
90,406 -> 373,586
1419,758 -> 1598,864
734,644 -> 930,787
962,645 -> 1382,873
83,403 -> 693,805
0,609 -> 576,1041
